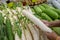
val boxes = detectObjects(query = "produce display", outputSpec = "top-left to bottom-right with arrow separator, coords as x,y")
0,2 -> 49,40
0,0 -> 60,40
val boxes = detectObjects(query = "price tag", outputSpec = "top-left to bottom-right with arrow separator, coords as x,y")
32,0 -> 37,2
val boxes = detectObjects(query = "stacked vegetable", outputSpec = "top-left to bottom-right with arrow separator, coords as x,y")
31,3 -> 60,35
0,2 -> 49,40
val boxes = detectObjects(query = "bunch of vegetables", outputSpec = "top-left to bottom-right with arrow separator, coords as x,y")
18,0 -> 47,5
31,3 -> 60,35
0,2 -> 49,40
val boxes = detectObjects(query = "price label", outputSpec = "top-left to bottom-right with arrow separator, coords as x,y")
32,0 -> 37,2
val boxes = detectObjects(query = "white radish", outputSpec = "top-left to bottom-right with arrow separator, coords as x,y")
11,10 -> 18,21
25,6 -> 34,14
22,9 -> 52,33
21,28 -> 27,40
56,0 -> 60,3
24,28 -> 33,40
16,7 -> 22,13
7,8 -> 13,15
52,0 -> 60,9
33,25 -> 40,40
28,23 -> 39,40
47,0 -> 52,3
15,33 -> 21,40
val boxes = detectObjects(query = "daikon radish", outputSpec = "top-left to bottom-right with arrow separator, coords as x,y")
28,23 -> 40,40
34,25 -> 48,40
21,29 -> 26,40
52,0 -> 60,9
47,0 -> 52,3
56,0 -> 60,3
24,28 -> 33,40
33,25 -> 40,40
22,9 -> 52,33
15,33 -> 21,40
24,23 -> 33,40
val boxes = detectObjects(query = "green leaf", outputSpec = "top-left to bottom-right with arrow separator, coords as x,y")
0,13 -> 4,25
32,0 -> 37,2
7,2 -> 14,8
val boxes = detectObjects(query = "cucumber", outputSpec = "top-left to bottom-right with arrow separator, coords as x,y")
39,5 -> 45,11
58,15 -> 60,19
31,8 -> 36,14
43,9 -> 58,20
6,18 -> 14,40
51,9 -> 60,20
41,4 -> 55,9
33,6 -> 42,14
34,14 -> 42,19
41,13 -> 52,21
54,19 -> 59,21
31,8 -> 35,12
52,27 -> 60,35
41,4 -> 60,15
51,9 -> 60,15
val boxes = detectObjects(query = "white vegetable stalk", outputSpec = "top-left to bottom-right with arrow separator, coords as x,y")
22,9 -> 52,33
56,0 -> 60,3
15,33 -> 21,40
7,8 -> 12,15
25,6 -> 33,14
22,28 -> 27,40
28,24 -> 39,40
47,0 -> 52,3
52,0 -> 60,9
24,29 -> 33,40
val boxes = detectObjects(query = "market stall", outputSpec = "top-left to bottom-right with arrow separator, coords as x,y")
0,0 -> 60,40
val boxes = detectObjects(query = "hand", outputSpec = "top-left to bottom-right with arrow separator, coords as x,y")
45,32 -> 60,40
45,32 -> 58,40
41,20 -> 60,40
42,20 -> 60,27
42,20 -> 50,26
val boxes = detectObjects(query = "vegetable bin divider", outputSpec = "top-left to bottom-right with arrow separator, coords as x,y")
18,8 -> 53,33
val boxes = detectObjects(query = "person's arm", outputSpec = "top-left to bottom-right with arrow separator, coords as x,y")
49,20 -> 60,27
45,32 -> 60,40
42,20 -> 60,27
41,20 -> 60,40
56,36 -> 60,40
